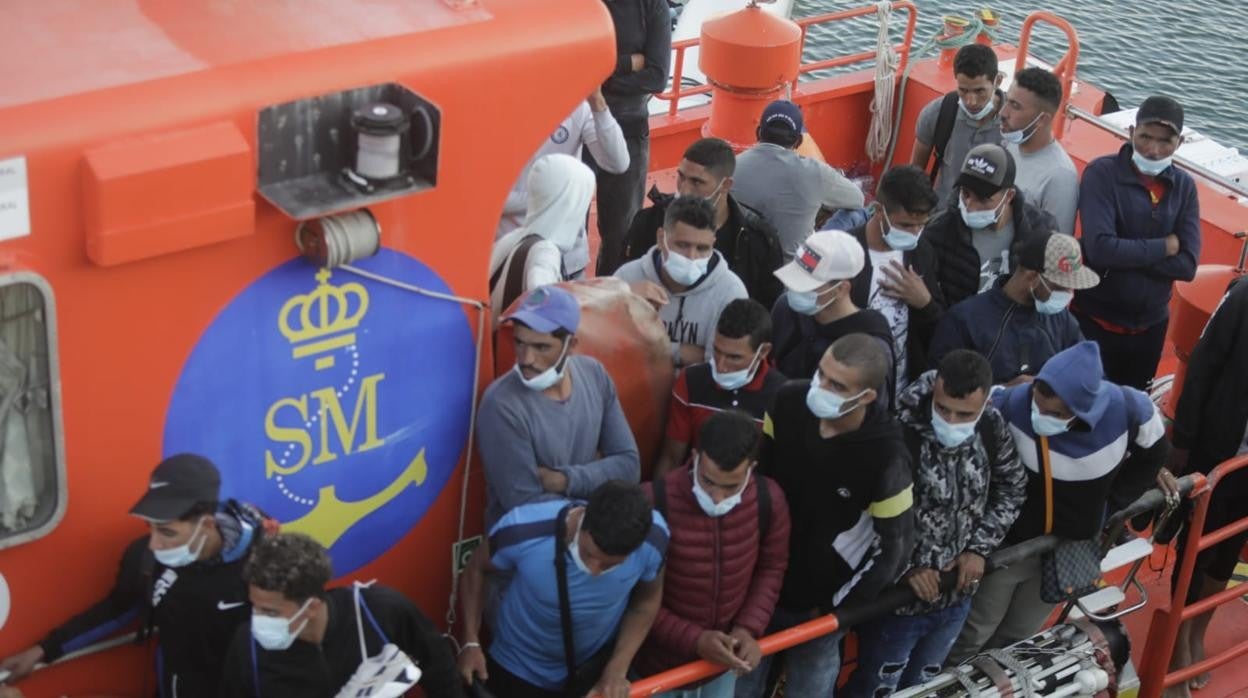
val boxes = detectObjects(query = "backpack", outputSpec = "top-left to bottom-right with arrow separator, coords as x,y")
928,92 -> 961,184
488,234 -> 547,313
652,470 -> 771,539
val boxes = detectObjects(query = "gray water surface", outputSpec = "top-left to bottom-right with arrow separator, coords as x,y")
794,0 -> 1248,153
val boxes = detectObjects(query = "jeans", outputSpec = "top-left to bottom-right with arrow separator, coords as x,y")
654,671 -> 737,698
587,134 -> 649,276
1073,310 -> 1169,391
945,555 -> 1054,665
734,606 -> 843,697
842,598 -> 972,697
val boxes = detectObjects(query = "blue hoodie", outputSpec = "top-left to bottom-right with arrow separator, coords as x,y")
993,342 -> 1167,541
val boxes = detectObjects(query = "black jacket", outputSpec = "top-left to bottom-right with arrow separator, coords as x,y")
219,585 -> 462,698
771,299 -> 897,409
846,224 -> 946,381
1173,276 -> 1248,478
761,392 -> 915,613
624,188 -> 786,309
924,190 -> 1057,307
601,0 -> 671,138
39,501 -> 270,698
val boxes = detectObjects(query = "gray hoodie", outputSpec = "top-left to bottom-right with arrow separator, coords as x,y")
614,248 -> 748,362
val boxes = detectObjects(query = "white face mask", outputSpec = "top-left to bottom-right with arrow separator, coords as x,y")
960,97 -> 996,121
513,338 -> 570,392
251,598 -> 313,651
153,516 -> 209,568
930,402 -> 984,449
1030,398 -> 1074,436
691,454 -> 752,518
1131,148 -> 1173,176
788,284 -> 839,316
959,192 -> 1006,230
711,346 -> 762,391
1032,277 -> 1073,315
881,208 -> 922,251
568,514 -> 619,577
1001,112 -> 1044,145
662,243 -> 710,287
805,372 -> 867,420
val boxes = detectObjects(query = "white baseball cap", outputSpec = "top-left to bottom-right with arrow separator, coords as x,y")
774,230 -> 865,293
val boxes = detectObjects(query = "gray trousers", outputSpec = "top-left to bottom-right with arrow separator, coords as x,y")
588,134 -> 649,276
945,554 -> 1055,665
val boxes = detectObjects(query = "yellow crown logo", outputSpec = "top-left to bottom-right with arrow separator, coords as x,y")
279,269 -> 370,370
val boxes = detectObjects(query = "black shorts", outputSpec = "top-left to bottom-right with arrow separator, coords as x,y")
1174,483 -> 1248,603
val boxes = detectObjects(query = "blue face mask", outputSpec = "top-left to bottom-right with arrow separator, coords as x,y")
959,193 -> 1006,230
881,208 -> 922,251
1031,399 -> 1074,436
153,516 -> 209,568
931,403 -> 983,448
711,347 -> 761,391
1032,277 -> 1073,315
806,373 -> 867,420
663,244 -> 710,287
787,284 -> 839,316
1001,112 -> 1044,145
1131,148 -> 1173,176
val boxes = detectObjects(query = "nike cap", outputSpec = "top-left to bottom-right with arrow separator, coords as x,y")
129,453 -> 222,522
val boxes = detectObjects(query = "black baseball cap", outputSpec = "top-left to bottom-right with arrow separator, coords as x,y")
129,453 -> 221,522
956,144 -> 1016,199
1136,95 -> 1184,135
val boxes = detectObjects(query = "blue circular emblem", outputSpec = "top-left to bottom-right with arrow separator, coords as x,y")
164,250 -> 474,574
551,126 -> 570,144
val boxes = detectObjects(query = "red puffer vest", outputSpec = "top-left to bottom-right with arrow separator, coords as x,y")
634,466 -> 790,678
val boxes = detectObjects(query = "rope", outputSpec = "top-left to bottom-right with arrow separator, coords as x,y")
866,1 -> 898,163
292,216 -> 488,636
881,14 -> 1000,167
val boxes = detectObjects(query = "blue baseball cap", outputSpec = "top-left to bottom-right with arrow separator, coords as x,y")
760,100 -> 804,139
503,285 -> 580,334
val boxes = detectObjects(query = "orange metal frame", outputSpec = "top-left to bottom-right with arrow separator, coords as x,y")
1138,455 -> 1248,697
1014,11 -> 1080,139
655,1 -> 919,118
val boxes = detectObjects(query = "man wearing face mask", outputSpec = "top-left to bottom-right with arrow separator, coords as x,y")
0,454 -> 274,698
635,411 -> 790,697
946,341 -> 1179,663
911,44 -> 1005,209
1000,67 -> 1079,235
477,285 -> 640,529
735,334 -> 915,698
622,138 -> 785,308
930,233 -> 1098,386
217,533 -> 460,698
457,481 -> 667,698
847,165 -> 944,398
615,196 -> 748,368
845,351 -> 1024,697
653,299 -> 786,479
1074,95 -> 1200,391
925,143 -> 1056,307
770,229 -> 897,410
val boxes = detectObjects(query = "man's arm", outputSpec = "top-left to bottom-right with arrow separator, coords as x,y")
594,573 -> 664,696
477,396 -> 548,517
555,375 -> 641,498
909,98 -> 940,169
652,438 -> 689,480
607,0 -> 672,95
1149,182 -> 1202,281
217,626 -> 255,698
384,590 -> 465,698
1172,283 -> 1244,453
653,376 -> 693,478
965,413 -> 1026,557
839,458 -> 915,607
1045,170 -> 1080,237
1078,163 -> 1169,270
927,310 -> 971,371
455,542 -> 498,686
731,480 -> 791,637
817,162 -> 866,211
1107,394 -> 1171,514
582,97 -> 630,175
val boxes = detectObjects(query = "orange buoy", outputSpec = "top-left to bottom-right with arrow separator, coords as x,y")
1164,264 -> 1245,419
698,5 -> 802,150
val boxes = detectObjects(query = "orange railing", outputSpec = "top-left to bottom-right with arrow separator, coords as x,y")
1014,12 -> 1079,139
1138,454 -> 1248,698
655,1 -> 919,118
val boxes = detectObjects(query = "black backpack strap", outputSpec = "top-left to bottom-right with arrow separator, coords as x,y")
930,92 -> 960,183
554,504 -> 577,696
653,476 -> 667,522
489,234 -> 544,313
977,412 -> 1000,465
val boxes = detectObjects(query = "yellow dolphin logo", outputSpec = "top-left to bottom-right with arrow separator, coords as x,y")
282,449 -> 428,548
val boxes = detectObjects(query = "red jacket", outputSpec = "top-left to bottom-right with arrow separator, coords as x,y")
635,466 -> 790,677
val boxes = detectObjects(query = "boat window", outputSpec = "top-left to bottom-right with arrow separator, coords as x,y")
0,274 -> 66,549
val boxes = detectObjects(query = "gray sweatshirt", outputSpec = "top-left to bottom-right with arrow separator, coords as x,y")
477,355 -> 640,527
614,248 -> 748,363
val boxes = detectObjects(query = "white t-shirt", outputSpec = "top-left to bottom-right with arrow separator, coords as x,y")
868,248 -> 909,396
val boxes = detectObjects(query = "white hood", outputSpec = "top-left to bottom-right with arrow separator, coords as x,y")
521,153 -> 595,254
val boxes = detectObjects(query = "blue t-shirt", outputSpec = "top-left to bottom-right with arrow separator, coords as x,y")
488,499 -> 668,690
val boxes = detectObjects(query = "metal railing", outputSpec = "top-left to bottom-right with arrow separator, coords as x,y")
628,476 -> 1203,696
1014,12 -> 1079,139
654,1 -> 919,118
1138,454 -> 1248,698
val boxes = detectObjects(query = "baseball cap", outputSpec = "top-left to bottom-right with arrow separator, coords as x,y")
956,144 -> 1016,199
774,230 -> 865,293
759,100 -> 804,141
1018,232 -> 1100,290
502,285 -> 580,334
1136,95 -> 1184,135
129,454 -> 222,522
